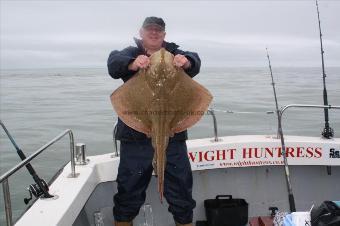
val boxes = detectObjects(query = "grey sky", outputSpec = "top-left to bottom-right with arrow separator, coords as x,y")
1,0 -> 339,69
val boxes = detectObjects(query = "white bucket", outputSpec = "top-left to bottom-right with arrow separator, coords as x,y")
291,211 -> 311,226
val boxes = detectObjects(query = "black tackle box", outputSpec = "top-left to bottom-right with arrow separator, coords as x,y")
204,195 -> 248,226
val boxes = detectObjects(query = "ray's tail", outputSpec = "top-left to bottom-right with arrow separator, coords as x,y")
151,134 -> 169,203
151,124 -> 169,203
156,149 -> 166,202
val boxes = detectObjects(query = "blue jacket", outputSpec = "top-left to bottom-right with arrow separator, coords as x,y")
107,38 -> 201,141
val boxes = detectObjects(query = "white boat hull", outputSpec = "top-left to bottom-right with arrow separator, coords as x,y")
15,135 -> 340,226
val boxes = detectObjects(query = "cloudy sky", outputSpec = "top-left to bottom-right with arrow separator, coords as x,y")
0,0 -> 339,69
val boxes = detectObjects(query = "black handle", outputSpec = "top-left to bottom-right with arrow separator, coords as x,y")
288,194 -> 296,212
215,195 -> 232,200
269,207 -> 278,217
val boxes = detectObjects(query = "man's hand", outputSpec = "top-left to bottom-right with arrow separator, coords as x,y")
128,55 -> 150,71
173,54 -> 191,69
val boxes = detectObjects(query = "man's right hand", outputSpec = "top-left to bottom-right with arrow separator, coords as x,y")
128,55 -> 150,71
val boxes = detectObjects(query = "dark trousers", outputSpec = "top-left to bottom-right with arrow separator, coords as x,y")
113,139 -> 196,224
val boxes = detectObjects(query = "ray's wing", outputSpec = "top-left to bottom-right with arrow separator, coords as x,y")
110,71 -> 153,135
169,69 -> 213,133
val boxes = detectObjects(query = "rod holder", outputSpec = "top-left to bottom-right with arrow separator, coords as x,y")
75,143 -> 89,165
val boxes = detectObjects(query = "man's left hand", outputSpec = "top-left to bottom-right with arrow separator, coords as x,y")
173,54 -> 191,69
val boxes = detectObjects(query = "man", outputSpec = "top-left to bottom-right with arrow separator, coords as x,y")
107,16 -> 201,226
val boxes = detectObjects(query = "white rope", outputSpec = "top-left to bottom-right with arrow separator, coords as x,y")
209,108 -> 274,115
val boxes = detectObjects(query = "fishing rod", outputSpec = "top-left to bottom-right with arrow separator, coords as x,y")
315,0 -> 334,139
0,120 -> 53,204
266,48 -> 296,212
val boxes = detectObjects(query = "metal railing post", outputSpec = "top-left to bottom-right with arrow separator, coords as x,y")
2,179 -> 13,226
69,131 -> 76,178
208,109 -> 219,142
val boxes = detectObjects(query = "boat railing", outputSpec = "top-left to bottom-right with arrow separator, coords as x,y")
110,109 -> 227,155
111,104 -> 340,156
0,128 -> 77,226
208,104 -> 340,141
280,104 -> 340,116
208,108 -> 275,142
279,104 -> 340,138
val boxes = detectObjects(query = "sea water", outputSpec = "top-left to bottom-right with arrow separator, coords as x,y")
0,66 -> 339,224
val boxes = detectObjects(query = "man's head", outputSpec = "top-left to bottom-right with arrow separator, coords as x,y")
140,16 -> 166,51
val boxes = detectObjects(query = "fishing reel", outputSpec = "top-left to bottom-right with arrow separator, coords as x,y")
24,179 -> 53,204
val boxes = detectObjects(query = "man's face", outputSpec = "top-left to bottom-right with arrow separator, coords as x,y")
140,25 -> 166,50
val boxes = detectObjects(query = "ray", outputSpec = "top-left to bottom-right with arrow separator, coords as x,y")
110,48 -> 213,202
